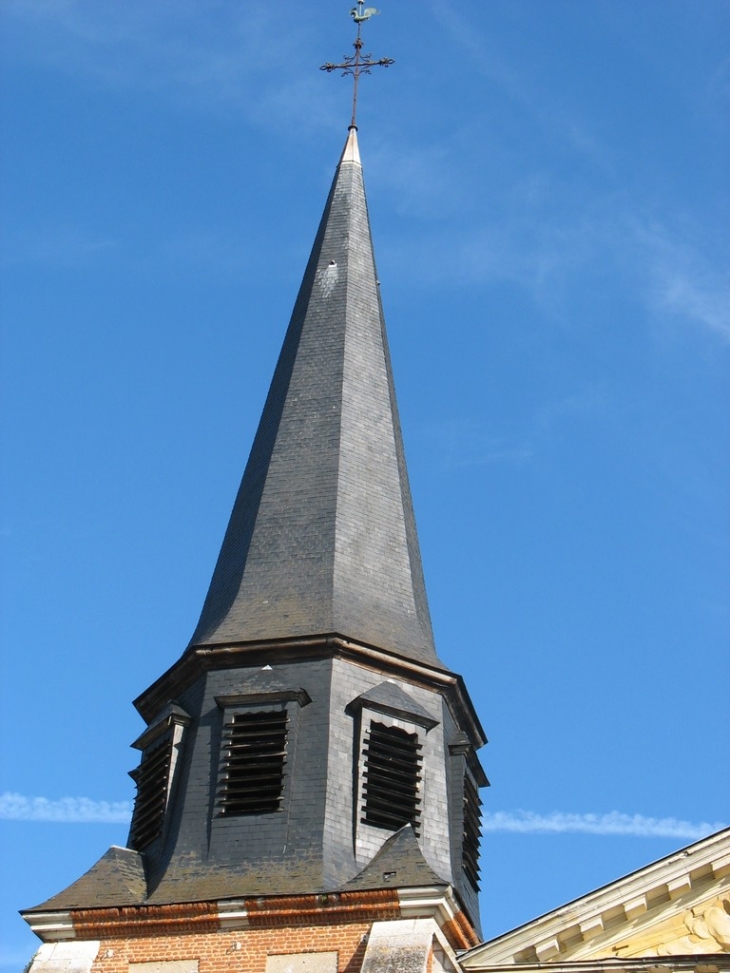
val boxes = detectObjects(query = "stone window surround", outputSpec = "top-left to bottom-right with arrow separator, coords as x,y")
346,690 -> 439,863
214,688 -> 311,819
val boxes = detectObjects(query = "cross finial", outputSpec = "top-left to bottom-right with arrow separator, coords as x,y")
320,2 -> 395,130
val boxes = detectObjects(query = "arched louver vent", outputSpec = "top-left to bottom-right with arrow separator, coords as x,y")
130,734 -> 173,850
462,772 -> 482,890
218,710 -> 288,815
362,721 -> 422,833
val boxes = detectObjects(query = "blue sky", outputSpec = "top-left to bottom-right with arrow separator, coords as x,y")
1,0 -> 728,967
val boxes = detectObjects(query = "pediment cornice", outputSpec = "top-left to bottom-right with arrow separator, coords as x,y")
461,829 -> 730,968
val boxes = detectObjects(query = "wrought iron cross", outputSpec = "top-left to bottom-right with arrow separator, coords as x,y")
320,1 -> 394,129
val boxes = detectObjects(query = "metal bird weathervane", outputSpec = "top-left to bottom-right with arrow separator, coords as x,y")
320,1 -> 394,129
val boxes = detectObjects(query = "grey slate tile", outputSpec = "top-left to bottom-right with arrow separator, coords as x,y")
187,132 -> 440,669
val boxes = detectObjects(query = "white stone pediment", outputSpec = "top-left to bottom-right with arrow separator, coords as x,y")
574,882 -> 730,959
461,828 -> 730,969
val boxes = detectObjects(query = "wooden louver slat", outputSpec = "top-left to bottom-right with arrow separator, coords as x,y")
130,735 -> 173,851
361,721 -> 422,834
218,710 -> 287,816
462,772 -> 482,890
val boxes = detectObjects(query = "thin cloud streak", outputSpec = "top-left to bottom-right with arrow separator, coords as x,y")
0,227 -> 118,269
637,222 -> 730,342
0,792 -> 132,824
3,793 -> 724,841
482,810 -> 726,840
428,0 -> 615,172
384,198 -> 729,345
421,418 -> 534,470
1,1 -> 337,129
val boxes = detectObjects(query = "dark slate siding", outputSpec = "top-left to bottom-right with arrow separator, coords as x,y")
187,134 -> 439,667
144,659 -> 334,903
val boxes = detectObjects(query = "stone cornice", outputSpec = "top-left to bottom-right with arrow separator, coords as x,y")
24,885 -> 480,953
71,903 -> 218,940
23,912 -> 76,942
461,960 -> 730,973
398,886 -> 480,949
461,829 -> 730,967
133,634 -> 486,747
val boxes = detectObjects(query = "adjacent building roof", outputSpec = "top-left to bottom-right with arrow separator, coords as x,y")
187,129 -> 440,669
460,827 -> 730,969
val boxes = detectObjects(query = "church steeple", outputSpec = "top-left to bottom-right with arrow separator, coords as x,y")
22,130 -> 487,964
189,128 -> 439,668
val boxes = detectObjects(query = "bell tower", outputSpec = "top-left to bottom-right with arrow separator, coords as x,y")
22,22 -> 488,971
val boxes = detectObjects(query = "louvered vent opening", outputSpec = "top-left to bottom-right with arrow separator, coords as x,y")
462,772 -> 482,890
130,735 -> 173,851
218,710 -> 288,816
362,721 -> 422,833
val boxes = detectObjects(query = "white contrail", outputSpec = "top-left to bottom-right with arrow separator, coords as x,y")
1,793 -> 724,839
481,810 -> 726,840
0,792 -> 132,824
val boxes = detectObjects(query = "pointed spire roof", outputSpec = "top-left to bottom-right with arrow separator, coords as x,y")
188,129 -> 440,668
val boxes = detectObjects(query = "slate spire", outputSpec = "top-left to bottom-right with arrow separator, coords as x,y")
22,129 -> 487,948
189,129 -> 440,668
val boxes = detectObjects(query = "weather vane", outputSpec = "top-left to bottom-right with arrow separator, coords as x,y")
320,1 -> 394,130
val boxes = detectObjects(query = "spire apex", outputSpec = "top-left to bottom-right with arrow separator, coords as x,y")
341,125 -> 361,165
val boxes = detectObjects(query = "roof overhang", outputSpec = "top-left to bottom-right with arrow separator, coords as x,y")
133,633 -> 487,750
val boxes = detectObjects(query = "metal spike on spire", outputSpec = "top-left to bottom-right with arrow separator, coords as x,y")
320,0 -> 394,129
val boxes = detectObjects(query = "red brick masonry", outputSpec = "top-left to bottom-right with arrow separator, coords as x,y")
65,888 -> 478,972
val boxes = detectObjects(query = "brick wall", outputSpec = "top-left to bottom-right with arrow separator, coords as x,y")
90,925 -> 371,973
